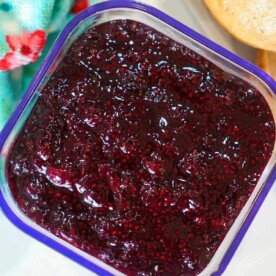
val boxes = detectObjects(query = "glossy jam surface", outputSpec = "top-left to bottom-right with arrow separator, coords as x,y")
8,20 -> 275,275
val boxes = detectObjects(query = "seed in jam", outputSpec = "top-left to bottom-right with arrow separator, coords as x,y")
7,20 -> 275,275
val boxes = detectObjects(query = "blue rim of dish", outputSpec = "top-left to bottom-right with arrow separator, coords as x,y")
0,1 -> 275,275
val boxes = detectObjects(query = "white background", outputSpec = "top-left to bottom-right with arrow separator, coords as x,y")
1,1 -> 276,275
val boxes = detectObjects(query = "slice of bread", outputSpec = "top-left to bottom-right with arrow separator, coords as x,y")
204,0 -> 276,52
256,50 -> 276,80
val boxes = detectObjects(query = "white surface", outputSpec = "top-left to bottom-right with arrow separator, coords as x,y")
0,1 -> 275,275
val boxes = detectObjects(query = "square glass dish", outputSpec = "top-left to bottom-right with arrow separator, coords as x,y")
0,1 -> 275,275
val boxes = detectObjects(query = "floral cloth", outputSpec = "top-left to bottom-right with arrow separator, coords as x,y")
0,0 -> 96,130
0,30 -> 46,70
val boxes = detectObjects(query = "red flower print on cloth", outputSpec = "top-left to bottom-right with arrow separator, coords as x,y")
0,30 -> 46,71
71,0 -> 89,14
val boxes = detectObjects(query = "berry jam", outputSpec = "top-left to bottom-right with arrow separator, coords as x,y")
8,20 -> 275,275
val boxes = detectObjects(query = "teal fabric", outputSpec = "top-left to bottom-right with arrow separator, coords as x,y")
0,0 -> 98,130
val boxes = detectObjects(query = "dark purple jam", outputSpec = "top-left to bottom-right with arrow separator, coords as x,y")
8,20 -> 275,275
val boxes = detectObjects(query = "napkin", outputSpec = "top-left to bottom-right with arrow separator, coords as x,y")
0,0 -> 96,130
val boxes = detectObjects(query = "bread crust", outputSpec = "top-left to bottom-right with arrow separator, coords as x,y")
256,50 -> 276,80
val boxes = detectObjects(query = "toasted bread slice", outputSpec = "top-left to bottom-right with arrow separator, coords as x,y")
256,50 -> 276,80
204,0 -> 276,52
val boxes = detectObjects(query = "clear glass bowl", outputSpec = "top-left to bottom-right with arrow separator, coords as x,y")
0,1 -> 275,275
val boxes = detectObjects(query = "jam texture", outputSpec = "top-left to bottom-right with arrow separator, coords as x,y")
8,20 -> 275,275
